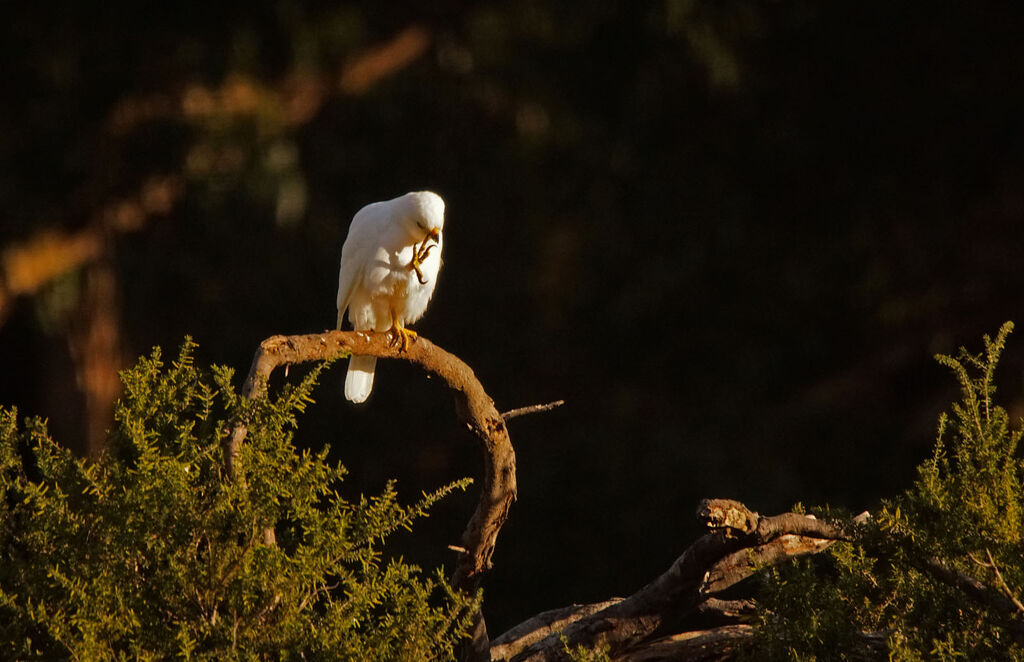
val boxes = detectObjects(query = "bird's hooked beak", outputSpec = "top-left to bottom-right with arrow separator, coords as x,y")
427,227 -> 440,243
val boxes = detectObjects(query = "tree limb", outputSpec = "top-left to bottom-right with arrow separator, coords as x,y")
489,600 -> 624,661
613,625 -> 755,662
495,499 -> 855,661
227,330 -> 516,658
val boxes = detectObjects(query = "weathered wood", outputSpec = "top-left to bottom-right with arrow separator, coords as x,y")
493,500 -> 859,662
490,600 -> 624,660
226,330 -> 517,657
613,625 -> 755,662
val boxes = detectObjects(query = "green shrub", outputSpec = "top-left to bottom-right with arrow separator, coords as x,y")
0,340 -> 476,660
751,322 -> 1024,660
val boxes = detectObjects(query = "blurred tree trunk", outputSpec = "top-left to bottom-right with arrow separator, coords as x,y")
68,258 -> 123,457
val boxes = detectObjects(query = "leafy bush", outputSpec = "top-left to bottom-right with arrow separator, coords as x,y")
0,340 -> 475,660
751,322 -> 1024,660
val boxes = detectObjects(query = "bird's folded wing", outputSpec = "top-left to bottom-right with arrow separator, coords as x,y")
336,254 -> 364,328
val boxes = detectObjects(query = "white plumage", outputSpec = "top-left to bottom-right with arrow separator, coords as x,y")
335,191 -> 445,403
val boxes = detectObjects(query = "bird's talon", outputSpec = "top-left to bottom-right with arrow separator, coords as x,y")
418,241 -> 437,261
408,238 -> 438,285
389,326 -> 418,352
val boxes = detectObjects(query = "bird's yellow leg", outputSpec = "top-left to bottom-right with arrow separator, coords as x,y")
387,310 -> 418,352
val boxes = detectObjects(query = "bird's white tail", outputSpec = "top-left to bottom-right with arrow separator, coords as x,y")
345,355 -> 377,403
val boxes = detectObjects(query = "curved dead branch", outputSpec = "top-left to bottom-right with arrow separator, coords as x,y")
226,330 -> 516,656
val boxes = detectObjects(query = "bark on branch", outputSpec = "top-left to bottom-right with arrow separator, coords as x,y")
226,330 -> 516,656
489,497 -> 1024,660
492,499 -> 859,662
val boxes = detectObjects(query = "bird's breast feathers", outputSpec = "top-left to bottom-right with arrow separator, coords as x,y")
353,238 -> 441,324
363,242 -> 438,285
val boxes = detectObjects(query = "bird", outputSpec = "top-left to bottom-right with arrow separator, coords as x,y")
335,191 -> 445,403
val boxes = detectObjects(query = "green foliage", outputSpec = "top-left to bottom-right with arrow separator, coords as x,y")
750,322 -> 1024,660
560,633 -> 611,662
0,340 -> 476,660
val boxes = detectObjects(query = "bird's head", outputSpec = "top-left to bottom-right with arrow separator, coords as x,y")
399,190 -> 445,243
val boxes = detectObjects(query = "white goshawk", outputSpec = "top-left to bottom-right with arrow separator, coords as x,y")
335,191 -> 445,403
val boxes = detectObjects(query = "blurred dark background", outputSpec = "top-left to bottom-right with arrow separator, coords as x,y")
3,0 -> 1024,634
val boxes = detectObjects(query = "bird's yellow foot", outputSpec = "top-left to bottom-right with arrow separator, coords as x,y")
389,326 -> 418,352
408,238 -> 438,284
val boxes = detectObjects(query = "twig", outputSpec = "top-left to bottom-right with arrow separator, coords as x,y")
911,556 -> 1024,642
501,400 -> 565,421
986,548 -> 1024,616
